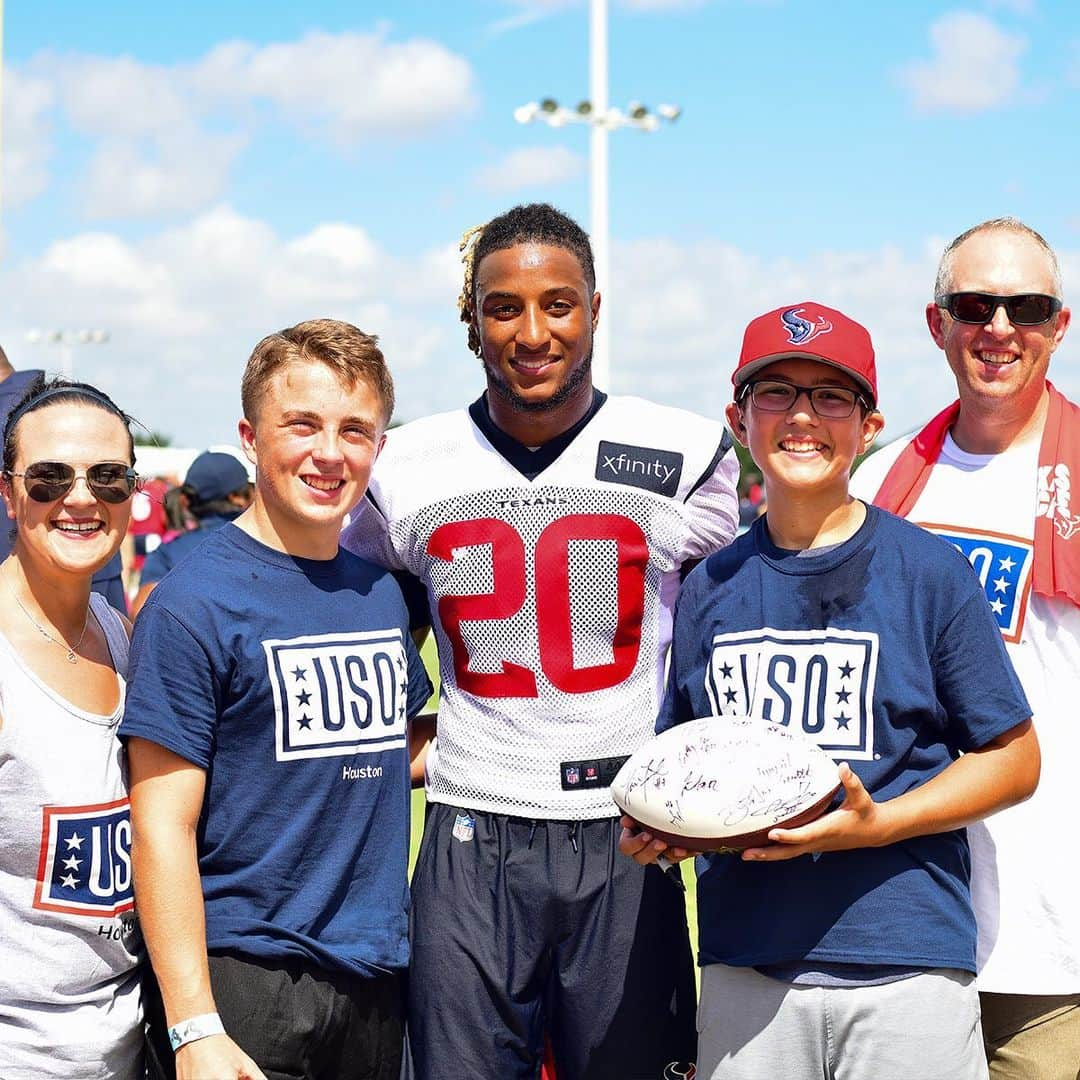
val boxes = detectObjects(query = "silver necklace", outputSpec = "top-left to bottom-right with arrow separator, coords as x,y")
8,579 -> 90,663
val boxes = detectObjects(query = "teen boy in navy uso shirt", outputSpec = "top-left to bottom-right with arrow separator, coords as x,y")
622,302 -> 1039,1080
122,321 -> 432,1080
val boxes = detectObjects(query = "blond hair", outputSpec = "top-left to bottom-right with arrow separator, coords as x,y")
241,319 -> 394,427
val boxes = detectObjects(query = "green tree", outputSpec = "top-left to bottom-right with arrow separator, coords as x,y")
732,438 -> 762,498
134,430 -> 172,448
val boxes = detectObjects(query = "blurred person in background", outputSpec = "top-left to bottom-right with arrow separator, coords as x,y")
130,451 -> 252,617
0,376 -> 144,1077
162,483 -> 197,536
129,477 -> 178,579
0,345 -> 128,612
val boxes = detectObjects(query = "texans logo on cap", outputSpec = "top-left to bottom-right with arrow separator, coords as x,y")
733,300 -> 878,405
781,307 -> 833,346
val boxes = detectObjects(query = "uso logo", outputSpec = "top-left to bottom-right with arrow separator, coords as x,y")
34,798 -> 134,917
264,630 -> 410,762
706,627 -> 879,761
918,524 -> 1033,644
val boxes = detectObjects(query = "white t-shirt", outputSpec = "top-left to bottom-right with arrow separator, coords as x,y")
853,431 -> 1080,994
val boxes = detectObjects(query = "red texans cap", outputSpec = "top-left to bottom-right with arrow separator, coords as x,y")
733,301 -> 877,405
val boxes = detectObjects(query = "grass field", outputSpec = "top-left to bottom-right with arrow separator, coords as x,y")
407,638 -> 701,967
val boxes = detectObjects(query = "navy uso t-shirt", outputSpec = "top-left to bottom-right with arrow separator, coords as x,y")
659,505 -> 1030,974
120,524 -> 432,978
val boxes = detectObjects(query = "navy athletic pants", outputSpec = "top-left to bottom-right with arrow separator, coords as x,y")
406,804 -> 698,1080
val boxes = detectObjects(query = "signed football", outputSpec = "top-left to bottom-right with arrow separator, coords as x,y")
611,717 -> 842,852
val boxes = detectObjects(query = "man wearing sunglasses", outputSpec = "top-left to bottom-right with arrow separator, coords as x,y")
853,218 -> 1080,1077
0,346 -> 129,611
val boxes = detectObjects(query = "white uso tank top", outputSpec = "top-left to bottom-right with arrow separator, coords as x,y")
0,592 -> 143,1079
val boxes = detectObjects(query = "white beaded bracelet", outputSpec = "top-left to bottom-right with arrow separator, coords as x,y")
168,1012 -> 226,1052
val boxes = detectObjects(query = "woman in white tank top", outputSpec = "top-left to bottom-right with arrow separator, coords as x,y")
0,377 -> 145,1079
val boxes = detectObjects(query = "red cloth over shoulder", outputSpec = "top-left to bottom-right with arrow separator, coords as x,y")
871,384 -> 1080,607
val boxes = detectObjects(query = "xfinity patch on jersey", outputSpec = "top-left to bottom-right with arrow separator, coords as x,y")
560,755 -> 630,791
596,441 -> 683,497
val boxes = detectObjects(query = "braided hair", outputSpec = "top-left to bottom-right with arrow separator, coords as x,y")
458,203 -> 596,356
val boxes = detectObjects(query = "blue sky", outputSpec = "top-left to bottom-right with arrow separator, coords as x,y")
2,0 -> 1078,450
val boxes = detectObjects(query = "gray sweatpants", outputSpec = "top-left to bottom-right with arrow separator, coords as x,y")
698,963 -> 988,1080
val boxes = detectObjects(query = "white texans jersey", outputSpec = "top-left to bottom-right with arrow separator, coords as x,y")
343,392 -> 740,819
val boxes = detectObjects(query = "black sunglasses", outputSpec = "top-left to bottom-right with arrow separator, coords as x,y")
937,292 -> 1062,326
739,379 -> 869,419
5,461 -> 139,504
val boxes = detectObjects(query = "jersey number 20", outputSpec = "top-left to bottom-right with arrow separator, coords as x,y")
428,514 -> 648,698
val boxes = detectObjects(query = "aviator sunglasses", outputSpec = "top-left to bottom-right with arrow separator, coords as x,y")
5,461 -> 139,504
937,292 -> 1063,326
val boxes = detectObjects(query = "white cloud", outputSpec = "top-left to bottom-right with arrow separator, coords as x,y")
82,129 -> 247,219
286,224 -> 380,274
192,30 -> 476,143
2,69 -> 56,207
898,12 -> 1027,112
607,235 -> 1080,442
0,207 -> 467,445
5,214 -> 1077,455
55,54 -> 191,139
10,28 -> 476,217
489,0 -> 711,32
475,146 -> 586,193
49,30 -> 476,144
487,3 -> 576,35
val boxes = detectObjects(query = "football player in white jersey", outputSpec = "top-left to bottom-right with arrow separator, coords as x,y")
343,203 -> 740,1080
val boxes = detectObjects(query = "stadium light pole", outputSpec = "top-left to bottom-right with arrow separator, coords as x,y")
25,328 -> 111,381
590,0 -> 609,391
513,0 -> 681,391
1,0 -> 5,223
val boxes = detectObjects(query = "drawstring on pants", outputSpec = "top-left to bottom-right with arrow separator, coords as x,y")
522,818 -> 581,852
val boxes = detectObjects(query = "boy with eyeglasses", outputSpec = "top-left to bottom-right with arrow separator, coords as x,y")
622,300 -> 1040,1080
852,219 -> 1080,1078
